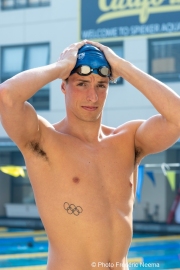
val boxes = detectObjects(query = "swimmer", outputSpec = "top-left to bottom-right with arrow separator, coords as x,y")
0,40 -> 180,270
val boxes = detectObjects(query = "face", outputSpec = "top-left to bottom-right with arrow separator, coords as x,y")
61,73 -> 109,123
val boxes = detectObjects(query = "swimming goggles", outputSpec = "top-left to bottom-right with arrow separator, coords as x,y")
72,65 -> 111,77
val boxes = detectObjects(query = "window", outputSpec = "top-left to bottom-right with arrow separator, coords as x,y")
1,0 -> 50,10
102,42 -> 123,85
149,37 -> 180,82
1,43 -> 50,110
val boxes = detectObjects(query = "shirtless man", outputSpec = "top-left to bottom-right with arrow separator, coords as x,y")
0,40 -> 180,270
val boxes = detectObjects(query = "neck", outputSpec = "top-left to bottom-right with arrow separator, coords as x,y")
60,116 -> 104,143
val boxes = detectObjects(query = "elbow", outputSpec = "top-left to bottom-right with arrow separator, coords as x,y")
0,84 -> 6,105
169,118 -> 180,131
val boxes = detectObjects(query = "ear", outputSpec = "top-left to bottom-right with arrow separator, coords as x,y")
61,80 -> 67,94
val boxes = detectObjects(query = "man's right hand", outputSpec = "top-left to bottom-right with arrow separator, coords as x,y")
57,40 -> 87,80
85,40 -> 124,81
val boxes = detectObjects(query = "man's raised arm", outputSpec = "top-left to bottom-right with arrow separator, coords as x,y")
118,60 -> 180,157
87,40 -> 180,157
0,41 -> 85,150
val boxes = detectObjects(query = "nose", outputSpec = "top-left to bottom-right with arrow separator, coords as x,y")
86,86 -> 98,103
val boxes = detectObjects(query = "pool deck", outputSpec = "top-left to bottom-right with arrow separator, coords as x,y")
0,217 -> 180,234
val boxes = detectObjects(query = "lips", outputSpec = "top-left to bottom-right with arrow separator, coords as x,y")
81,106 -> 98,111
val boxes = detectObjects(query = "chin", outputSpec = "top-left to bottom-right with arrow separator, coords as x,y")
78,114 -> 102,122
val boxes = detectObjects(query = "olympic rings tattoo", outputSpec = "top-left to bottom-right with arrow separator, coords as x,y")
63,202 -> 83,216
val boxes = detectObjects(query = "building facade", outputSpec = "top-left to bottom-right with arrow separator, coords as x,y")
0,0 -> 180,224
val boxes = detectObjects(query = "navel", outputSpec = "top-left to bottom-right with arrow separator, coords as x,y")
72,177 -> 80,183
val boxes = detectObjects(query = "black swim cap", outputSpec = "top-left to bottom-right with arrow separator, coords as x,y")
70,44 -> 111,76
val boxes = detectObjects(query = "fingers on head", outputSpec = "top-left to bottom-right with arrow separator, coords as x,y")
63,40 -> 102,54
76,40 -> 87,49
71,40 -> 85,47
85,40 -> 104,50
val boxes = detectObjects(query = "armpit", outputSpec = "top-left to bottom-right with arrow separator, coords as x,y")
28,141 -> 48,161
134,146 -> 142,164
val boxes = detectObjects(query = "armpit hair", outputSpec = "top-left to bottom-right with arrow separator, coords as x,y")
29,141 -> 48,161
134,146 -> 142,165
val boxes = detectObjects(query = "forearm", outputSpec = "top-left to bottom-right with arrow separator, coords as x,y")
119,60 -> 180,126
0,62 -> 64,105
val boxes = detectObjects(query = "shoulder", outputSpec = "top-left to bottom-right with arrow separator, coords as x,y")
102,120 -> 145,163
115,120 -> 144,134
102,120 -> 144,136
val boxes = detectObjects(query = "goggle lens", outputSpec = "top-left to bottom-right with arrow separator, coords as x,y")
79,66 -> 91,75
100,66 -> 110,76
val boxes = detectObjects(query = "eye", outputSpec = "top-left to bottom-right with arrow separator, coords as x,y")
98,84 -> 106,89
77,82 -> 86,87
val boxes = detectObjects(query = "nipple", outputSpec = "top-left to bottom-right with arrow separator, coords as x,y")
130,178 -> 133,187
73,177 -> 80,183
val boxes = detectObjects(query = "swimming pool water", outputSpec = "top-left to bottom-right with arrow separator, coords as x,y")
0,229 -> 179,269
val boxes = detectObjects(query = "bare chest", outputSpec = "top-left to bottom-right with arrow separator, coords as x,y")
26,135 -> 136,213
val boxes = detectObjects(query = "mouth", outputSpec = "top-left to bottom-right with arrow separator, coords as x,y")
81,106 -> 98,111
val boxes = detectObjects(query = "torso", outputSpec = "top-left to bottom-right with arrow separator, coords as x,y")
22,120 -> 141,270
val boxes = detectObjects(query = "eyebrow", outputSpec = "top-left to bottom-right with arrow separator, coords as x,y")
98,80 -> 109,84
76,79 -> 109,84
76,79 -> 90,83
